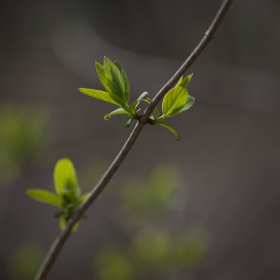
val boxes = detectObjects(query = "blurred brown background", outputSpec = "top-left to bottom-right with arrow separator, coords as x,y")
1,0 -> 280,279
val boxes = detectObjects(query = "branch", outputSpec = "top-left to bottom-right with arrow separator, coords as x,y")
144,0 -> 233,120
35,1 -> 233,279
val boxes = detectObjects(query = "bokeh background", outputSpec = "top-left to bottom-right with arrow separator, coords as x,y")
1,0 -> 280,279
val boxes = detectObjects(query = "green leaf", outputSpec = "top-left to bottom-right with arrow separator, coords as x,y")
162,86 -> 188,116
60,190 -> 79,208
142,97 -> 160,118
104,108 -> 130,120
114,61 -> 130,103
152,106 -> 160,118
177,73 -> 193,89
123,115 -> 133,128
78,88 -> 126,108
137,91 -> 149,101
176,76 -> 183,86
95,60 -> 128,108
26,189 -> 62,208
95,62 -> 111,93
59,218 -> 67,230
170,95 -> 195,116
96,249 -> 136,280
142,97 -> 151,104
128,100 -> 141,115
54,158 -> 79,197
59,218 -> 79,233
127,91 -> 149,116
156,121 -> 180,140
79,192 -> 91,204
54,211 -> 67,218
103,57 -> 126,103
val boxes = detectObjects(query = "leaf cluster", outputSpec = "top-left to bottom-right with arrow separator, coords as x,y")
78,57 -> 143,129
153,74 -> 195,140
26,158 -> 90,232
78,57 -> 195,140
121,165 -> 179,218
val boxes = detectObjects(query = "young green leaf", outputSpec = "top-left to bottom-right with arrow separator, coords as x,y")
177,73 -> 193,89
162,86 -> 188,117
141,97 -> 160,118
78,88 -> 126,108
26,189 -> 62,208
95,62 -> 111,93
59,218 -> 79,233
129,100 -> 140,113
54,158 -> 79,197
176,76 -> 184,86
60,189 -> 80,208
104,108 -> 130,120
137,91 -> 149,101
54,211 -> 68,219
169,95 -> 195,117
79,192 -> 91,204
114,61 -> 130,102
142,97 -> 151,104
123,115 -> 133,128
151,105 -> 160,118
59,218 -> 67,230
156,121 -> 180,141
103,57 -> 126,103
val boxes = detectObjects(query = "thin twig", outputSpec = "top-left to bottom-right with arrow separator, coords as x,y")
35,1 -> 233,279
144,0 -> 233,120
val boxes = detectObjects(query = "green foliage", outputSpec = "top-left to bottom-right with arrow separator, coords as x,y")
154,121 -> 181,140
121,165 -> 179,217
176,73 -> 193,88
133,230 -> 173,271
96,250 -> 136,280
123,115 -> 133,128
173,231 -> 208,268
26,158 -> 89,232
54,158 -> 79,197
9,244 -> 44,280
162,86 -> 188,116
104,108 -> 130,120
94,165 -> 207,279
171,95 -> 195,117
0,103 -> 50,184
79,57 -> 139,121
78,57 -> 195,140
26,189 -> 61,208
77,88 -> 121,107
153,74 -> 195,140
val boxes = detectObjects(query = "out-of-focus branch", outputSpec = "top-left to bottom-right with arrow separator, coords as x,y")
35,0 -> 233,279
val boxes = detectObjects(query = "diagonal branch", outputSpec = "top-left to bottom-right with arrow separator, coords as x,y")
144,0 -> 233,121
35,0 -> 233,279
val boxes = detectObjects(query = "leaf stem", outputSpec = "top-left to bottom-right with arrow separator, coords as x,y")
34,1 -> 233,279
155,115 -> 166,121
